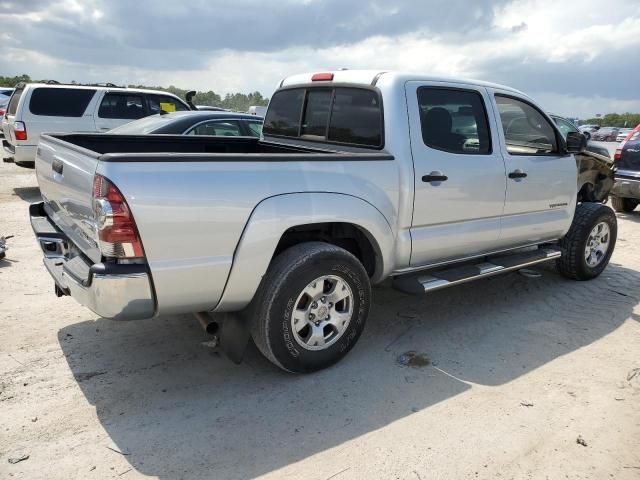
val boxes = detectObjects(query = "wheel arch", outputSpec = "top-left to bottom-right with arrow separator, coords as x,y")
214,192 -> 396,312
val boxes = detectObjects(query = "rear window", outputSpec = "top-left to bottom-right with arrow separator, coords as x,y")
263,87 -> 383,148
7,88 -> 24,116
29,87 -> 96,117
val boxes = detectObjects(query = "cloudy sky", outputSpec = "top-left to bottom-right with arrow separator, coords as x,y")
1,0 -> 638,117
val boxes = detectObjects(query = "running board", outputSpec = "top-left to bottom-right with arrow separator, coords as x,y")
392,247 -> 562,294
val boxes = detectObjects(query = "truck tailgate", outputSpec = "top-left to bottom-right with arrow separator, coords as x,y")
35,136 -> 102,263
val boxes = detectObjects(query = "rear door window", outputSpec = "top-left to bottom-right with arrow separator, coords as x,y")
7,87 -> 24,115
29,87 -> 96,117
98,93 -> 146,119
147,94 -> 189,114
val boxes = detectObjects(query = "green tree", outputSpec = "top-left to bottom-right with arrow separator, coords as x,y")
127,84 -> 268,112
0,74 -> 32,87
580,113 -> 640,128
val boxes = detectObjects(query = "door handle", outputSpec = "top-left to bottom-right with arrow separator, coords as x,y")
508,170 -> 527,179
52,158 -> 63,175
422,172 -> 448,183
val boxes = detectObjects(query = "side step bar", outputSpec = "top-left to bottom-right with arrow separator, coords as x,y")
393,247 -> 561,294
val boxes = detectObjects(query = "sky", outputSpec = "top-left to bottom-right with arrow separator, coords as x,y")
0,0 -> 638,118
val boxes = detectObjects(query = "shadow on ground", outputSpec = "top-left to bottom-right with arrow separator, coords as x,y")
58,262 -> 640,479
12,186 -> 41,203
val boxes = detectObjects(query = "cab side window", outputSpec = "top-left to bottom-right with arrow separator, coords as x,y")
495,95 -> 558,155
554,117 -> 578,141
417,87 -> 491,154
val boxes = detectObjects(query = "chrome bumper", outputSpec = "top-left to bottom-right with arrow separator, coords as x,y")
4,142 -> 36,166
612,173 -> 640,200
30,202 -> 156,320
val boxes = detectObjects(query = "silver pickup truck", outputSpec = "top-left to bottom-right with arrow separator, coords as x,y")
31,70 -> 617,373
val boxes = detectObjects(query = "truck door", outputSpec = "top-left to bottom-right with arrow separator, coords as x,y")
488,90 -> 576,246
406,81 -> 507,266
94,92 -> 147,132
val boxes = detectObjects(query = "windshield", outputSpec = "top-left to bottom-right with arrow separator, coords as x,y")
109,114 -> 175,134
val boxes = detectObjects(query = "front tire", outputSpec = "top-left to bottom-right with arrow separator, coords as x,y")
557,203 -> 617,280
248,242 -> 371,373
610,196 -> 638,213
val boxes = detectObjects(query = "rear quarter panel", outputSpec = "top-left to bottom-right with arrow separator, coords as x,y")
97,158 -> 400,315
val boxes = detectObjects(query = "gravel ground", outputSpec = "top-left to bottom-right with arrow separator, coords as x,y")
1,158 -> 639,480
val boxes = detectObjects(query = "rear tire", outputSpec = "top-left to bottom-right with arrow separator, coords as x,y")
557,203 -> 617,280
610,196 -> 638,213
248,242 -> 371,373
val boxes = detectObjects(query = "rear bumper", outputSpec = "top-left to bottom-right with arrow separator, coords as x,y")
30,202 -> 156,320
3,141 -> 36,166
612,173 -> 640,200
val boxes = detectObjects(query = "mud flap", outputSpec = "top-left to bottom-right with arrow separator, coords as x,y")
197,312 -> 251,364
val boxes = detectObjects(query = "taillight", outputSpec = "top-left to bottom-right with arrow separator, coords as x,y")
614,148 -> 622,161
311,72 -> 334,81
615,138 -> 630,161
92,175 -> 144,259
14,121 -> 27,141
0,109 -> 5,117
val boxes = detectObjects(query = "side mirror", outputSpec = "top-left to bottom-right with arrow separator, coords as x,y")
566,131 -> 587,153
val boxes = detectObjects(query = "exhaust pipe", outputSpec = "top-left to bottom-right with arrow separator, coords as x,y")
194,311 -> 219,335
193,311 -> 250,364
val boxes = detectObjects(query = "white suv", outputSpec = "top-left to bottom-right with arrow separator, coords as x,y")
1,82 -> 190,168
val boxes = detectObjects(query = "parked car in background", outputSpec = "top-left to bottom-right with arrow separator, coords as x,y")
0,87 -> 14,97
0,96 -> 9,163
616,128 -> 633,142
1,82 -> 190,168
109,111 -> 263,137
0,95 -> 8,120
551,114 -> 614,202
579,124 -> 599,140
30,70 -> 617,372
591,127 -> 619,141
248,105 -> 267,116
611,124 -> 640,212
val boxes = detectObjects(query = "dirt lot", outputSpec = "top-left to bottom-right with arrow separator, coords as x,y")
1,161 -> 639,480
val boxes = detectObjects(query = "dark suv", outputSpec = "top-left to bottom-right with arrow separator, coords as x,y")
611,125 -> 640,212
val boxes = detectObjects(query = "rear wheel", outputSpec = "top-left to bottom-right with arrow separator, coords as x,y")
248,242 -> 371,373
557,203 -> 617,280
610,196 -> 638,213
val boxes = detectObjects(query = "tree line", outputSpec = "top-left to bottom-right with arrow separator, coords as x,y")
579,113 -> 640,128
0,74 -> 269,112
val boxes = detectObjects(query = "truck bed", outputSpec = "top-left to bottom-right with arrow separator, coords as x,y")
35,132 -> 399,317
45,133 -> 393,161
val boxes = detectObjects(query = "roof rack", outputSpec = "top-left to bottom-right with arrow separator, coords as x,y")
34,80 -> 126,88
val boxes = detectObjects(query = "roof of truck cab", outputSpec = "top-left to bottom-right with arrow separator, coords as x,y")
280,70 -> 528,96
